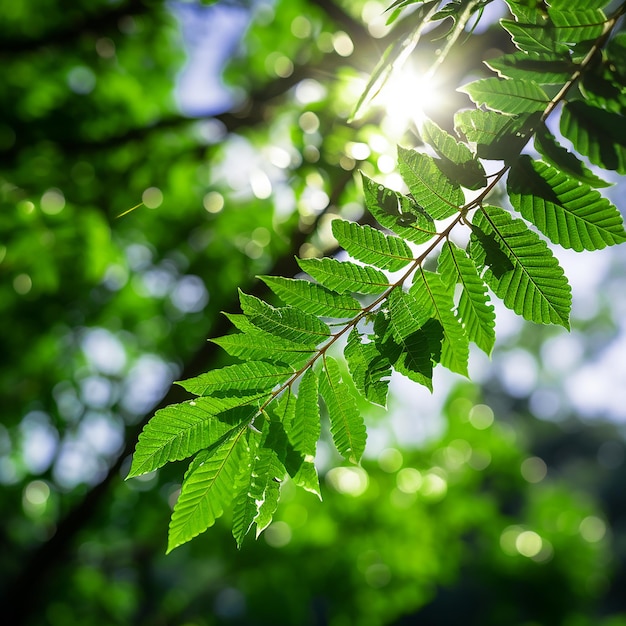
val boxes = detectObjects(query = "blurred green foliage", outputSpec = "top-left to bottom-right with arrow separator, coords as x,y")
1,0 -> 625,625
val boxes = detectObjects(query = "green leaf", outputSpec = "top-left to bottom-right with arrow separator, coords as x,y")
383,293 -> 442,391
297,257 -> 390,295
501,20 -> 569,55
411,269 -> 470,376
418,118 -> 487,190
231,432 -> 261,547
471,205 -> 572,327
288,368 -> 320,458
397,146 -> 464,219
507,155 -> 626,251
259,275 -> 362,318
362,174 -> 436,245
459,77 -> 550,115
239,292 -> 331,346
579,65 -> 626,115
178,361 -> 293,396
549,0 -> 610,7
485,51 -> 574,84
320,356 -> 366,463
547,9 -> 606,44
344,328 -> 392,407
331,219 -> 413,272
128,399 -> 260,479
438,241 -> 496,356
560,100 -> 626,174
454,110 -> 540,160
292,460 -> 321,499
533,124 -> 612,188
167,425 -> 248,553
250,446 -> 285,537
211,331 -> 313,367
385,289 -> 439,390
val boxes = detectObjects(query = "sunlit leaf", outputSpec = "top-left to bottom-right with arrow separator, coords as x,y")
362,174 -> 437,245
298,257 -> 390,295
471,205 -> 571,327
344,328 -> 392,407
438,241 -> 495,355
259,275 -> 362,318
320,356 -> 366,463
239,292 -> 331,346
507,155 -> 626,251
178,361 -> 293,396
397,146 -> 464,219
560,99 -> 626,174
411,269 -> 469,376
459,77 -> 550,115
167,426 -> 248,552
331,219 -> 414,271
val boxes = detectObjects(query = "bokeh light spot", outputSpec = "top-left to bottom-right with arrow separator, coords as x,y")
264,521 -> 292,548
579,516 -> 606,543
142,187 -> 163,209
326,466 -> 369,496
41,189 -> 65,215
203,191 -> 224,213
521,456 -> 547,483
468,404 -> 494,430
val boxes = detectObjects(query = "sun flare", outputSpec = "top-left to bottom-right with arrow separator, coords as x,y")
373,68 -> 444,133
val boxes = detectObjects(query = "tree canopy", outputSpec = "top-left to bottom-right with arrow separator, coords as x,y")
2,1 -> 626,625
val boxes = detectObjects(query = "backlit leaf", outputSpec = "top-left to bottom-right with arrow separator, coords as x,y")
507,155 -> 626,251
332,219 -> 414,271
362,174 -> 437,245
239,292 -> 331,346
459,77 -> 550,115
471,205 -> 571,327
128,399 -> 260,479
167,425 -> 248,552
438,241 -> 495,355
289,368 -> 320,458
344,328 -> 392,407
259,275 -> 362,318
320,356 -> 366,463
411,269 -> 469,376
397,146 -> 464,219
560,99 -> 626,174
298,257 -> 390,295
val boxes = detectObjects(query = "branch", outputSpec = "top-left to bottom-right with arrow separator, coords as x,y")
0,166 -> 354,626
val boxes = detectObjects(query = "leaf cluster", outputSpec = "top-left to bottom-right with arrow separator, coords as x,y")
128,0 -> 626,551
